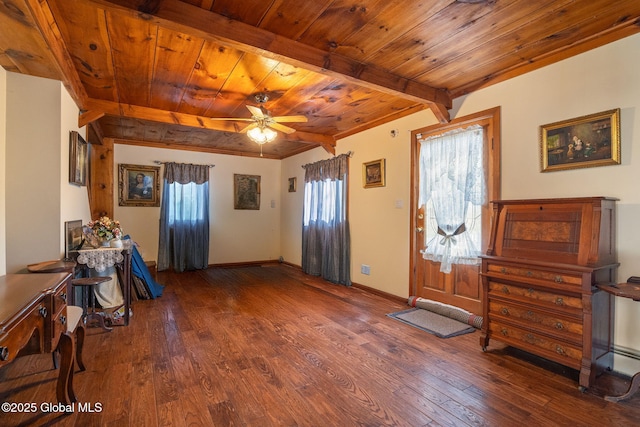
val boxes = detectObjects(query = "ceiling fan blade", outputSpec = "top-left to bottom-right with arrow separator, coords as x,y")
271,115 -> 308,123
269,122 -> 297,134
239,123 -> 258,134
246,105 -> 265,118
207,117 -> 254,121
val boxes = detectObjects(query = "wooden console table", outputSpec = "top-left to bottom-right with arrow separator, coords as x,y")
597,280 -> 640,402
0,273 -> 76,404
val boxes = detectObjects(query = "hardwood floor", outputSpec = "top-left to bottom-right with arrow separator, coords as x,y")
1,265 -> 638,426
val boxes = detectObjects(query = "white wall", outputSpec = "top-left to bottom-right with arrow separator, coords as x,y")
0,66 -> 6,275
114,144 -> 282,264
4,72 -> 90,272
6,73 -> 62,272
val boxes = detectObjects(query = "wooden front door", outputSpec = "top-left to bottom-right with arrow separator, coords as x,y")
413,209 -> 482,314
410,108 -> 501,316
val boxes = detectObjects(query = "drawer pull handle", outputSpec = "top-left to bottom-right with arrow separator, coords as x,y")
556,346 -> 565,355
554,276 -> 564,283
0,346 -> 8,361
500,267 -> 507,274
526,271 -> 533,277
527,288 -> 534,295
502,286 -> 510,294
501,307 -> 509,315
525,311 -> 534,318
39,306 -> 47,318
60,292 -> 67,303
525,333 -> 535,343
555,297 -> 564,306
555,322 -> 564,330
500,328 -> 508,336
59,315 -> 67,325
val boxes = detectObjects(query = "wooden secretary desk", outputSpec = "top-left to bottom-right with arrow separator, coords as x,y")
480,197 -> 618,391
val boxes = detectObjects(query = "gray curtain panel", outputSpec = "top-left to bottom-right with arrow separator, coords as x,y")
158,162 -> 210,272
302,154 -> 351,286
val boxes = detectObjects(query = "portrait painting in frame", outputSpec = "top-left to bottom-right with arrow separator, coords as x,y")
118,164 -> 161,206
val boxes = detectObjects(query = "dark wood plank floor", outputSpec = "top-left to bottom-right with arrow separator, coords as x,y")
1,265 -> 638,426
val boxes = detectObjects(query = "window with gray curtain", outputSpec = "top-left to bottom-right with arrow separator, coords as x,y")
302,154 -> 351,286
157,162 -> 210,272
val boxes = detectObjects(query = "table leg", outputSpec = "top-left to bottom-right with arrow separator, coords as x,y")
56,332 -> 76,404
605,372 -> 640,402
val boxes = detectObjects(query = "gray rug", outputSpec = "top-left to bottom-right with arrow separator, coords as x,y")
387,308 -> 476,338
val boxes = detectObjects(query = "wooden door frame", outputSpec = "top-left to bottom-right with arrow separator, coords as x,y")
409,106 -> 502,297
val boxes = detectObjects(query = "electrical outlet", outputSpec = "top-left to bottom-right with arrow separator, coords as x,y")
361,264 -> 370,275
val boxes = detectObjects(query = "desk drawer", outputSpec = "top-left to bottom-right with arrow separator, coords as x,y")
486,262 -> 582,288
488,300 -> 583,343
0,303 -> 46,366
489,321 -> 582,368
488,282 -> 582,311
45,280 -> 70,352
52,284 -> 69,318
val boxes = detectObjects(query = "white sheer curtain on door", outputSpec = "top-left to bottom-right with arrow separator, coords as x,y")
418,125 -> 485,273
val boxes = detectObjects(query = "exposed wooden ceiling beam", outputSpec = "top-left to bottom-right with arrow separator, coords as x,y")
24,0 -> 88,109
89,0 -> 452,122
85,98 -> 335,148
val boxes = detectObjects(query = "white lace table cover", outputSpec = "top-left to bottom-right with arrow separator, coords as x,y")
76,247 -> 124,273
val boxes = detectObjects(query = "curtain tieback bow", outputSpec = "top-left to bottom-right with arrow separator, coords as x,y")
437,223 -> 466,245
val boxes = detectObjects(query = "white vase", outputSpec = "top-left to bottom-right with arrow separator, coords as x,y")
100,239 -> 111,247
110,238 -> 123,248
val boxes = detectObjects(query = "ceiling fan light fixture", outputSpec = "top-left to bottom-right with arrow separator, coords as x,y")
247,125 -> 277,145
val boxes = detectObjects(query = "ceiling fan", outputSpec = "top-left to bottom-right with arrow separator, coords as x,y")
212,93 -> 307,151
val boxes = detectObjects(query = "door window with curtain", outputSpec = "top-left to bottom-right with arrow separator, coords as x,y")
302,154 -> 351,286
418,125 -> 486,273
157,162 -> 210,273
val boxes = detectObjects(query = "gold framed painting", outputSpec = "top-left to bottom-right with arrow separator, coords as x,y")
362,159 -> 386,188
288,177 -> 297,192
118,164 -> 161,207
540,108 -> 621,172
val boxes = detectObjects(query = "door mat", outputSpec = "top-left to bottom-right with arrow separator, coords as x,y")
387,308 -> 476,338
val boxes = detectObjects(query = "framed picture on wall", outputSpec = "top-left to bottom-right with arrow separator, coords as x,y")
288,177 -> 297,192
118,164 -> 161,206
69,131 -> 88,186
540,108 -> 621,172
234,174 -> 261,209
362,158 -> 386,188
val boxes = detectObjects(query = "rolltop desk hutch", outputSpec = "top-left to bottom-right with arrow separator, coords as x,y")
480,197 -> 617,390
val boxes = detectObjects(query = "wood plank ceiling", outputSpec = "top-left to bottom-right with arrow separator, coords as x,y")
2,0 -> 640,159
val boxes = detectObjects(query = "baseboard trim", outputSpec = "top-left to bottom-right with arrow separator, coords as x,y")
208,260 -> 281,268
350,281 -> 407,305
613,345 -> 640,361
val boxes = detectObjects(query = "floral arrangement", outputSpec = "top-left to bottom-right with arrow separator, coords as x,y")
87,216 -> 122,241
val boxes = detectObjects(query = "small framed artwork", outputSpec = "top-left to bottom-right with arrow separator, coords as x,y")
69,131 -> 88,186
234,174 -> 261,210
363,158 -> 386,188
118,164 -> 160,207
64,219 -> 84,260
540,108 -> 621,172
288,177 -> 297,192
